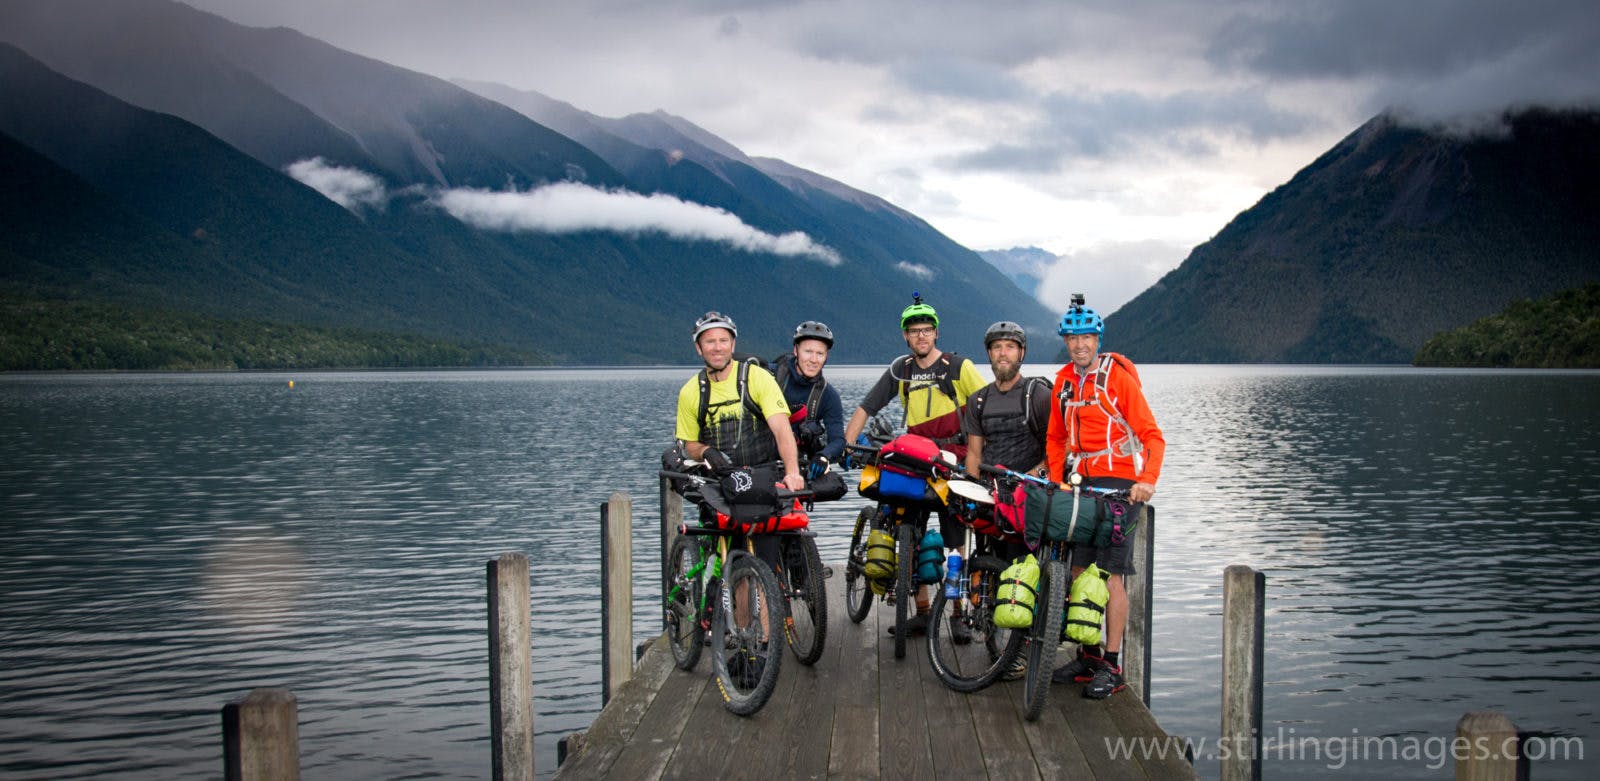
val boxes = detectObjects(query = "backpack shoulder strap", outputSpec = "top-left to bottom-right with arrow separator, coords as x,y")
696,367 -> 711,434
1023,376 -> 1050,439
804,374 -> 826,419
938,352 -> 963,401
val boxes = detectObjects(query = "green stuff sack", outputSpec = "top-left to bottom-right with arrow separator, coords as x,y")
994,555 -> 1041,629
1065,564 -> 1111,646
863,529 -> 897,580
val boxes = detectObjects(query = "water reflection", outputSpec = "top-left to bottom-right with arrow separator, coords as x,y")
2,367 -> 1597,779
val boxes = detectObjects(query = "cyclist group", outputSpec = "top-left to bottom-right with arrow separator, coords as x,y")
672,293 -> 1165,702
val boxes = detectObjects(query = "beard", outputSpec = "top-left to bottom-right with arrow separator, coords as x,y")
993,362 -> 1019,383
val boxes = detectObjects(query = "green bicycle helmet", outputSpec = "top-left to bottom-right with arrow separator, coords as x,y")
899,292 -> 939,330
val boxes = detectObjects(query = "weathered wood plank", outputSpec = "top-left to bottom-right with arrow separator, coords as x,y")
878,589 -> 934,780
554,634 -> 676,778
916,606 -> 987,776
829,574 -> 882,780
1057,683 -> 1150,781
598,645 -> 710,780
1104,686 -> 1201,780
1011,668 -> 1097,780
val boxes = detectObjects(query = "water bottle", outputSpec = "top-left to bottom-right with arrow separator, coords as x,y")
943,553 -> 964,599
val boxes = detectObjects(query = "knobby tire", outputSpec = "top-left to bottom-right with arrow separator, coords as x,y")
927,554 -> 1023,692
665,535 -> 705,671
711,550 -> 786,716
844,507 -> 874,624
783,533 -> 828,666
1023,558 -> 1067,722
893,523 -> 914,660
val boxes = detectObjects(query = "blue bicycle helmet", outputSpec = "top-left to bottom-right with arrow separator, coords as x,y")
1057,293 -> 1104,336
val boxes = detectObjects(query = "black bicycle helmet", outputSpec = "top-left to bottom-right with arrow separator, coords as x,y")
793,320 -> 835,348
983,321 -> 1027,349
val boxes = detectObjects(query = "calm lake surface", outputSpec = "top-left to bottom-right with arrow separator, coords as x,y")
2,365 -> 1597,779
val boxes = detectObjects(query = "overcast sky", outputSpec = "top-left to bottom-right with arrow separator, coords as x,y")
185,0 -> 1599,313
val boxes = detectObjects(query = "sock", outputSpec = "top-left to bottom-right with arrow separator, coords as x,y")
1082,645 -> 1104,660
1104,650 -> 1120,668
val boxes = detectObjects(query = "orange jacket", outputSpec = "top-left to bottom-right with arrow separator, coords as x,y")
1046,354 -> 1165,485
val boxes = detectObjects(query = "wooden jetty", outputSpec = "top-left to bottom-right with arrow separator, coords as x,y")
556,569 -> 1199,780
215,488 -> 1531,780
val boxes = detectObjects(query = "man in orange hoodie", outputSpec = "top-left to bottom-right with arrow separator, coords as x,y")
1045,294 -> 1165,699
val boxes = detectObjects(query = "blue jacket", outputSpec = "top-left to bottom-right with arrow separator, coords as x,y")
775,354 -> 846,462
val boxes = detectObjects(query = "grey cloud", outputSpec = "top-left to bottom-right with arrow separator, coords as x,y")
1208,0 -> 1600,120
949,88 -> 1317,173
285,157 -> 388,210
889,57 -> 1029,102
791,4 -> 1065,69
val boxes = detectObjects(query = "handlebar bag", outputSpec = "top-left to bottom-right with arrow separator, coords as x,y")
1022,485 -> 1141,547
878,433 -> 941,476
720,463 -> 783,524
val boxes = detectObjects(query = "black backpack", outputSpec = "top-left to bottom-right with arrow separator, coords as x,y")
969,376 -> 1051,441
890,351 -> 966,405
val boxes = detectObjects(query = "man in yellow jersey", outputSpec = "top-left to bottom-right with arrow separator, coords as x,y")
844,294 -> 986,637
675,311 -> 805,497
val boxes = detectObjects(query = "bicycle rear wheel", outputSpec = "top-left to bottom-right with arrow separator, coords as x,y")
844,507 -> 874,624
1023,558 -> 1067,721
927,554 -> 1023,692
664,534 -> 705,671
781,533 -> 828,666
711,550 -> 786,716
893,523 -> 914,659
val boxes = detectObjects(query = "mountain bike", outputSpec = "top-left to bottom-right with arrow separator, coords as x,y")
660,465 -> 816,715
925,474 -> 1027,692
978,464 -> 1133,720
841,435 -> 957,659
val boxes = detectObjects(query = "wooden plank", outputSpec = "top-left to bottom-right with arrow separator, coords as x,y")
965,669 -> 1044,780
1455,711 -> 1520,781
599,646 -> 711,780
828,564 -> 881,780
552,636 -> 676,779
1221,565 -> 1264,781
916,605 -> 987,777
877,584 -> 933,780
1057,686 -> 1150,781
1011,667 -> 1096,780
1104,688 -> 1201,780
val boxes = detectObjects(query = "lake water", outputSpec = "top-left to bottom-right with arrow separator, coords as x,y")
2,366 -> 1597,779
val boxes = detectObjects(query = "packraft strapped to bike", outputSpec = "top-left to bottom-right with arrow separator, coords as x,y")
976,465 -> 1137,720
842,433 -> 959,660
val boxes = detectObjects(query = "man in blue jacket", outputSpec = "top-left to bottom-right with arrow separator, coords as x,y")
773,321 -> 845,478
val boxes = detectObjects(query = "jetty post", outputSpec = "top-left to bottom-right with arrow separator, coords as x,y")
1221,564 -> 1266,781
600,491 -> 634,704
1454,711 -> 1523,781
487,552 -> 535,781
222,687 -> 299,781
659,476 -> 682,610
1124,506 -> 1156,705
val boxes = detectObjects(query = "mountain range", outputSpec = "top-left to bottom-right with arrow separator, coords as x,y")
0,0 -> 1049,365
2,0 -> 1597,367
1108,109 -> 1600,363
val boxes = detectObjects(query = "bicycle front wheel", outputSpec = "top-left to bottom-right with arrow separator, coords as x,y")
711,550 -> 786,716
781,533 -> 828,666
893,523 -> 915,660
664,534 -> 705,671
1023,558 -> 1067,721
844,506 -> 874,623
927,554 -> 1023,692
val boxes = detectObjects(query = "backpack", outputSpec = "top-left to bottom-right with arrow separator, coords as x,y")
773,353 -> 828,423
696,359 -> 764,436
890,351 -> 966,406
968,375 -> 1051,442
1059,352 -> 1145,471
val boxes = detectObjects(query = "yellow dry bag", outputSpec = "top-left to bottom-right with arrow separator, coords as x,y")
863,528 -> 896,580
1065,564 -> 1111,646
994,555 -> 1041,629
